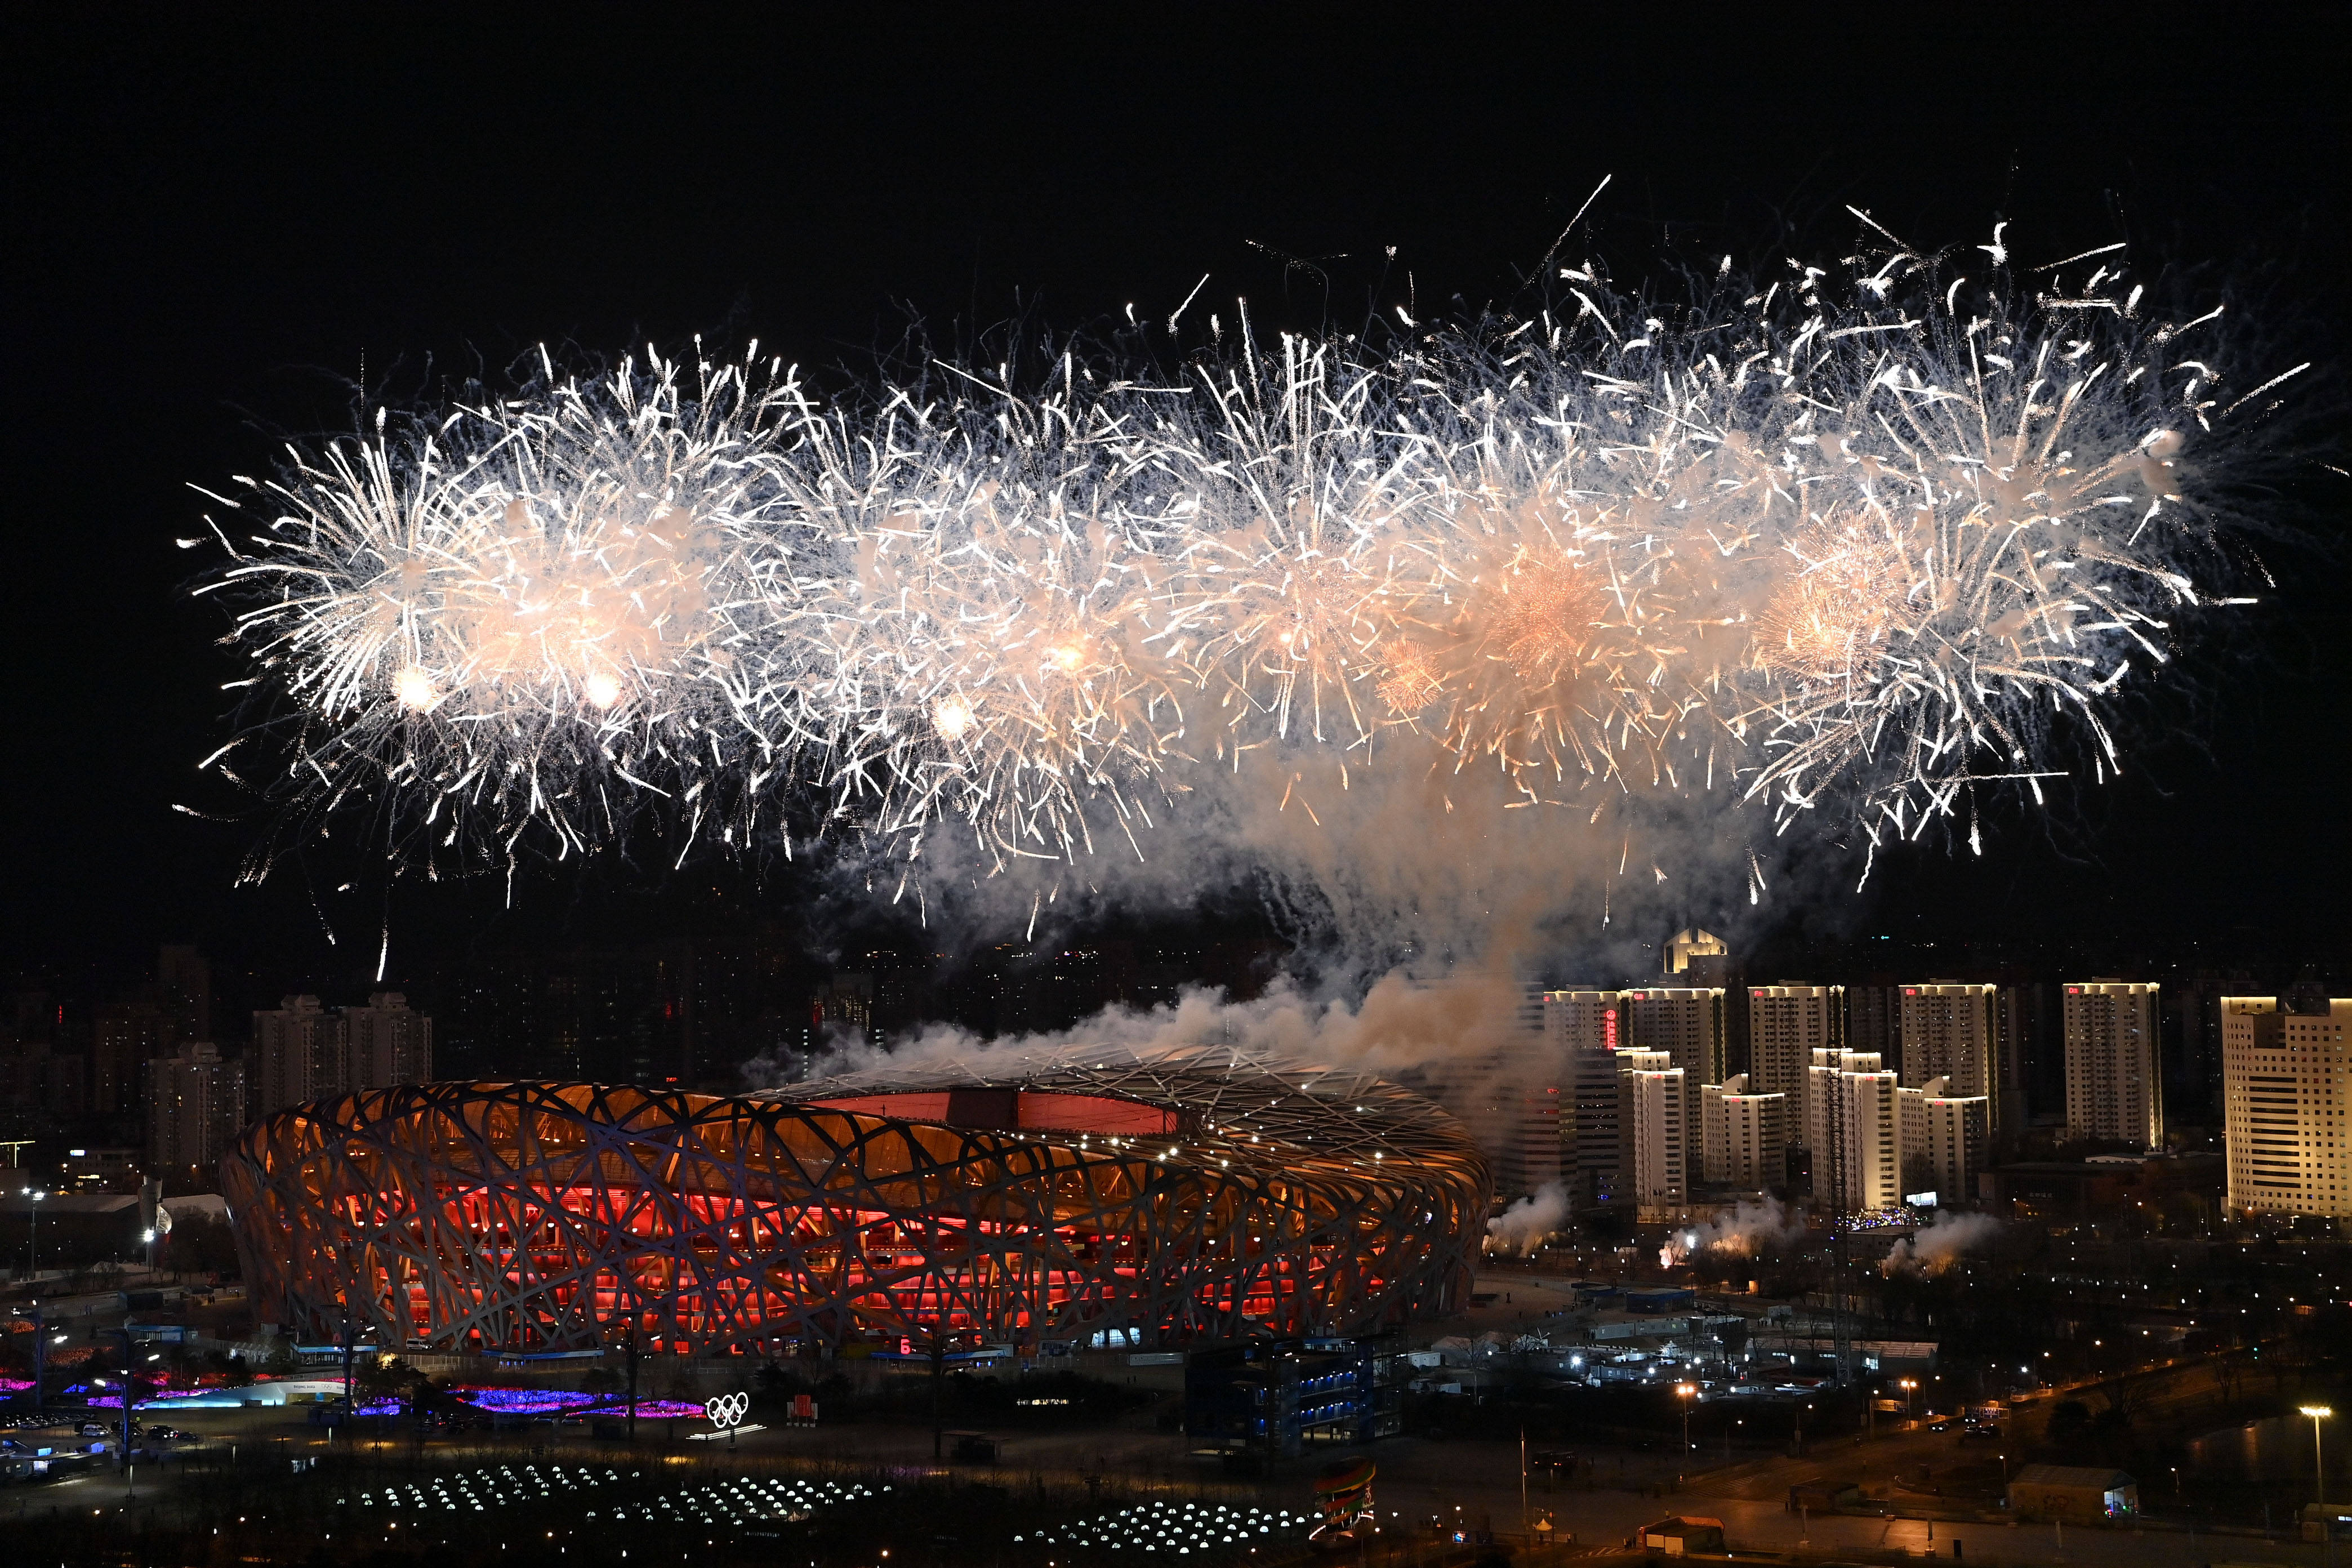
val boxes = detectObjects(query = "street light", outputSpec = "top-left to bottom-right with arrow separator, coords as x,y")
2302,1406 -> 2333,1507
20,1187 -> 45,1279
1677,1383 -> 1698,1475
1900,1377 -> 1919,1429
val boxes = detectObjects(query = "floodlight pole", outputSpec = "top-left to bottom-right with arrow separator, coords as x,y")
112,1321 -> 142,1481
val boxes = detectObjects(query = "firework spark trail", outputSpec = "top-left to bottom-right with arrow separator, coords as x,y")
196,233 -> 2287,892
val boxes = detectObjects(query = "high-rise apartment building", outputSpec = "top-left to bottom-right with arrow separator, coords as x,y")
255,993 -> 438,1117
1749,983 -> 1844,1116
1847,983 -> 1899,1061
1618,1048 -> 1687,1218
90,1001 -> 173,1117
1899,983 -> 2001,1120
146,1041 -> 246,1189
1625,986 -> 1722,1187
1490,983 -> 1563,1197
2222,993 -> 2352,1218
1807,1048 -> 1901,1213
155,945 -> 211,1043
253,996 -> 346,1116
1899,1076 -> 1990,1205
2063,981 -> 2162,1148
1701,1074 -> 1789,1188
346,992 -> 433,1086
1993,984 -> 2033,1131
1541,990 -> 1624,1205
1494,1085 -> 1563,1197
1624,988 -> 1726,1085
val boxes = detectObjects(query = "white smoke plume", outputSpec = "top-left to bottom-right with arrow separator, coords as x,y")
1881,1211 -> 2003,1276
1661,1195 -> 1810,1266
764,964 -> 1530,1089
1486,1182 -> 1570,1257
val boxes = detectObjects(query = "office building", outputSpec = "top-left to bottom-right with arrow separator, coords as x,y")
1664,929 -> 1728,975
1701,1075 -> 1789,1188
1899,983 -> 2001,1119
1899,1077 -> 1990,1205
2221,992 -> 2352,1218
1618,1048 -> 1687,1219
2063,981 -> 2162,1148
1807,1048 -> 1901,1213
147,1041 -> 246,1189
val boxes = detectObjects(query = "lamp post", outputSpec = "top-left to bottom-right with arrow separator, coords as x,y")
20,1187 -> 45,1279
1677,1383 -> 1697,1478
1900,1377 -> 1919,1429
2303,1405 -> 2334,1511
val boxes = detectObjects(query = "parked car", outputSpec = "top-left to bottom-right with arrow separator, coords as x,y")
144,1425 -> 180,1441
75,1423 -> 108,1438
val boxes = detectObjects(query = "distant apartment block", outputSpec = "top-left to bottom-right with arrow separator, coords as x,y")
1899,982 -> 2001,1122
1618,1048 -> 1687,1219
1701,1075 -> 1788,1188
1808,1048 -> 1901,1213
147,1041 -> 246,1188
253,992 -> 434,1117
2064,981 -> 2163,1148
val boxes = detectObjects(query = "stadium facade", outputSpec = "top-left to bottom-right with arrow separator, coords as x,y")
221,1049 -> 1488,1356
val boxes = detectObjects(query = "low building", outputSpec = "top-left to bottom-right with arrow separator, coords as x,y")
1641,1517 -> 1726,1554
1983,1153 -> 2224,1219
1184,1338 -> 1400,1456
2008,1465 -> 2137,1521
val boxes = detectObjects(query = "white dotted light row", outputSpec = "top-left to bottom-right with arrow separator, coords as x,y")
598,1477 -> 881,1529
1019,1501 -> 1307,1553
347,1463 -> 626,1513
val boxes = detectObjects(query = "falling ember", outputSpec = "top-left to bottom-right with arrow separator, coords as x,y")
191,222 -> 2292,882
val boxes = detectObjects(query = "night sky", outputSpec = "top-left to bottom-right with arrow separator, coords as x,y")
9,7 -> 2346,1006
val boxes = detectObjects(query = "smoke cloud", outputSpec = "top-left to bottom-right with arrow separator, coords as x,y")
1485,1183 -> 1570,1256
1881,1211 -> 2003,1277
1663,1195 -> 1811,1266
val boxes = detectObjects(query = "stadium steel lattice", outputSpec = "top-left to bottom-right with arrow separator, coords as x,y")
220,1048 -> 1489,1356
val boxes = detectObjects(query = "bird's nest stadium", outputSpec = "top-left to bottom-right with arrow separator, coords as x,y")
220,1049 -> 1489,1357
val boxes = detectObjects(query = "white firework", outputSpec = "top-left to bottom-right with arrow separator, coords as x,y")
197,225 -> 2300,890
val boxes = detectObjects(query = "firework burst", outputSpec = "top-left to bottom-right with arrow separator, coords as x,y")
195,223 -> 2302,893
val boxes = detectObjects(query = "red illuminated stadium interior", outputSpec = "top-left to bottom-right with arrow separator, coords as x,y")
805,1087 -> 1181,1136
